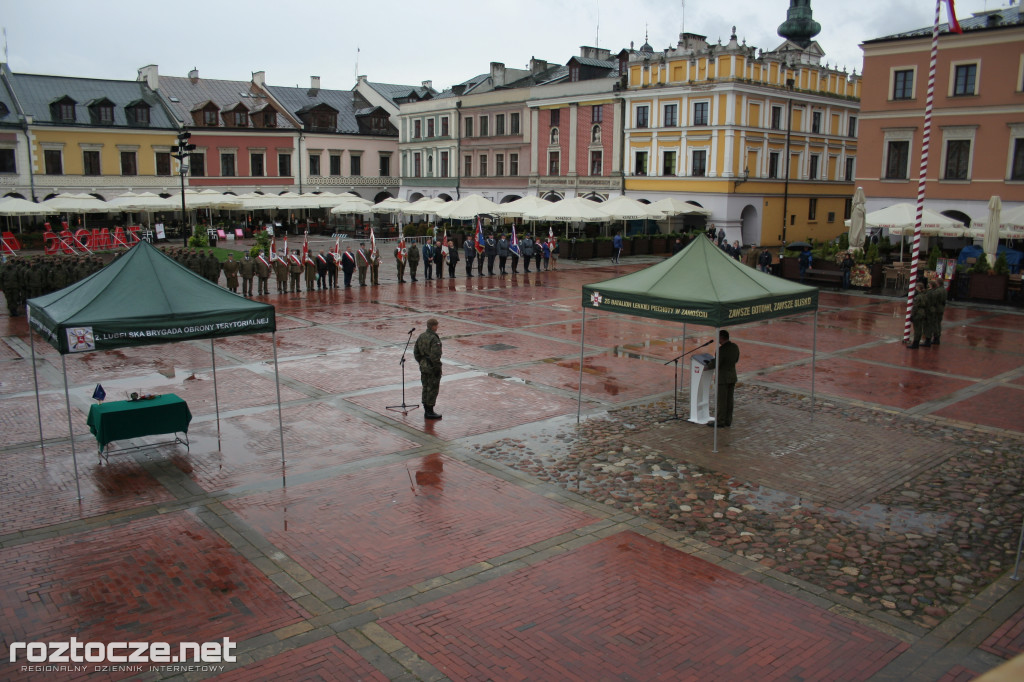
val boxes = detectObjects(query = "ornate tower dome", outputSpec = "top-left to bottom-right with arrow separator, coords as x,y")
777,0 -> 821,48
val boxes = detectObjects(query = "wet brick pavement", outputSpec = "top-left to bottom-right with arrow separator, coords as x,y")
1,252 -> 1022,681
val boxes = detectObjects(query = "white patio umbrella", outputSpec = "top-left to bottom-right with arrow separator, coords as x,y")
983,195 -> 1001,264
491,195 -> 551,218
0,196 -> 47,215
522,196 -> 612,222
856,203 -> 966,234
370,197 -> 412,214
434,194 -> 501,220
597,196 -> 666,220
649,197 -> 713,216
847,187 -> 867,251
329,197 -> 373,214
39,193 -> 110,213
400,197 -> 446,216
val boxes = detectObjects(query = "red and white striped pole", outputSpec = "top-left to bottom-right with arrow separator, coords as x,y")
903,0 -> 944,344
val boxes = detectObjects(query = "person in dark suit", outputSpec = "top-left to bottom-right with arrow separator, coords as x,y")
707,330 -> 740,427
341,245 -> 356,287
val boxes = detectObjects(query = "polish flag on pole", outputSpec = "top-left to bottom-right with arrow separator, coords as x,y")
397,229 -> 406,263
369,226 -> 376,257
270,232 -> 277,260
334,234 -> 341,255
283,235 -> 289,260
943,0 -> 962,33
441,229 -> 449,258
301,230 -> 309,263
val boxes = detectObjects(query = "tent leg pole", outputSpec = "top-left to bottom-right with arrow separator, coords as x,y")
30,324 -> 45,449
62,355 -> 82,501
272,331 -> 286,484
576,309 -> 587,424
811,310 -> 818,420
682,322 -> 688,416
712,327 -> 719,454
211,339 -> 221,449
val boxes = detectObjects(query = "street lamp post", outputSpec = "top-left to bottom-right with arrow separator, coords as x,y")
170,129 -> 196,246
781,77 -> 795,249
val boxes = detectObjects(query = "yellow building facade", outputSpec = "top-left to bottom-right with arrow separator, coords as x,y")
622,29 -> 861,247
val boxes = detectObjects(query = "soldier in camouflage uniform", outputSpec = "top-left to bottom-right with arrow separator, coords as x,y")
222,252 -> 240,293
413,318 -> 443,419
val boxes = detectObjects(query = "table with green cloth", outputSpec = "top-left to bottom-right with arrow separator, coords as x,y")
86,394 -> 192,455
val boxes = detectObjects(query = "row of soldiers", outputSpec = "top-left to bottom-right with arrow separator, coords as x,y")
1,254 -> 107,316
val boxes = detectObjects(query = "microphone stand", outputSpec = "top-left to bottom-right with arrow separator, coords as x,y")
386,328 -> 421,415
664,340 -> 714,419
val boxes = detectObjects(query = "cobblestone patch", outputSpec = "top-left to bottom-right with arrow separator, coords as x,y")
471,385 -> 1024,631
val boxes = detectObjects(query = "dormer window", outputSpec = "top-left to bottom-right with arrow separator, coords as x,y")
60,102 -> 75,121
233,110 -> 247,127
194,102 -> 219,127
203,109 -> 217,126
570,63 -> 580,82
126,101 -> 151,126
96,104 -> 114,124
51,96 -> 77,123
262,110 -> 276,127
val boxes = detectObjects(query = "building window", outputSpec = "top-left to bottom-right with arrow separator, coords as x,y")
350,155 -> 361,176
592,124 -> 601,143
885,141 -> 910,179
496,114 -> 505,135
233,111 -> 247,127
479,116 -> 489,137
808,197 -> 818,221
590,150 -> 602,176
768,152 -> 780,179
692,102 -> 708,126
427,118 -> 435,138
691,150 -> 707,177
811,111 -> 821,134
441,117 -> 449,136
308,153 -> 320,176
550,109 -> 560,126
893,69 -> 914,100
592,105 -> 603,123
550,128 -> 559,145
848,116 -> 857,138
636,105 -> 649,128
277,153 -> 290,177
83,150 -> 101,176
131,105 -> 150,125
59,102 -> 75,122
662,150 -> 676,176
770,106 -> 783,130
464,155 -> 472,176
203,109 -> 218,126
120,151 -> 137,176
156,152 -> 171,176
465,117 -> 473,137
844,198 -> 853,220
845,157 -> 855,182
943,140 -> 970,180
413,152 -> 422,178
44,149 -> 63,175
1012,139 -> 1024,180
96,105 -> 114,124
440,151 -> 449,178
953,64 -> 977,96
663,103 -> 678,127
329,153 -> 342,176
496,153 -> 504,176
509,153 -> 518,176
251,152 -> 265,177
380,154 -> 391,177
220,152 -> 236,177
427,155 -> 433,176
510,112 -> 520,134
192,152 -> 206,177
479,154 -> 487,176
634,150 -> 648,176
548,151 -> 559,175
0,148 -> 15,174
808,154 -> 819,180
414,120 -> 422,139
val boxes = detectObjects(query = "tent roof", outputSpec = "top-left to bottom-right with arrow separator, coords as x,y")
28,240 -> 275,354
581,234 -> 818,327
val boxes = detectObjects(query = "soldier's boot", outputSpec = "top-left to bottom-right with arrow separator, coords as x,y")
424,405 -> 442,420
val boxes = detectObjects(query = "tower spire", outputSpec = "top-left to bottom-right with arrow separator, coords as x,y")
777,0 -> 821,48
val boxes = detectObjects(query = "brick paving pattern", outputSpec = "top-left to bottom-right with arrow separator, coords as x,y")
981,602 -> 1024,659
933,386 -> 1024,433
227,455 -> 594,602
212,637 -> 388,682
383,532 -> 907,681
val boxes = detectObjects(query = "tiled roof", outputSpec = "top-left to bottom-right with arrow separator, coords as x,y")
264,84 -> 360,134
0,65 -> 22,128
7,71 -> 176,128
571,56 -> 616,69
365,81 -> 436,104
867,6 -> 1023,41
159,75 -> 292,129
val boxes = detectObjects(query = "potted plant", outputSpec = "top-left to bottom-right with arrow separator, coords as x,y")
571,237 -> 593,260
651,232 -> 670,254
630,233 -> 651,255
593,236 -> 614,258
967,252 -> 1009,301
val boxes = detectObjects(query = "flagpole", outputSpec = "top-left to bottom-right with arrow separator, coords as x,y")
903,0 -> 944,344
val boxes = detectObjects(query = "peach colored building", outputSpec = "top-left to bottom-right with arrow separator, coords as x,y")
857,5 -> 1024,226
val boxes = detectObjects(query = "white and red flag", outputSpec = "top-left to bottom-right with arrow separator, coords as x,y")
369,226 -> 376,257
270,232 -> 277,260
943,0 -> 963,33
283,235 -> 289,260
510,223 -> 520,257
441,229 -> 450,257
397,230 -> 406,263
474,216 -> 485,255
333,234 -> 340,255
301,230 -> 309,263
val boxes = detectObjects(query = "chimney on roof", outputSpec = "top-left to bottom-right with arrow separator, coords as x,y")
579,46 -> 611,61
529,57 -> 548,75
310,76 -> 321,91
138,64 -> 159,90
421,80 -> 432,91
252,70 -> 266,86
452,84 -> 466,96
490,62 -> 506,87
357,75 -> 367,85
188,67 -> 199,83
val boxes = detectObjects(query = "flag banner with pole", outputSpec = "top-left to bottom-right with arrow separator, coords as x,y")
943,0 -> 962,32
475,216 -> 485,254
283,235 -> 289,261
302,230 -> 309,263
441,229 -> 449,258
92,384 -> 106,402
270,233 -> 277,260
369,226 -> 376,257
398,229 -> 406,263
334,234 -> 340,255
548,226 -> 555,248
510,223 -> 520,257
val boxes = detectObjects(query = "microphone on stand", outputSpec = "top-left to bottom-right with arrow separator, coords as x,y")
409,328 -> 416,334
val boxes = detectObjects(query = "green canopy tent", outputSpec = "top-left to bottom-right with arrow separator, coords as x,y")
26,240 -> 286,499
579,234 -> 819,450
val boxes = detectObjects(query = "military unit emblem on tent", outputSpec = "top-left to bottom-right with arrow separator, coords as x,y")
590,292 -> 603,307
67,327 -> 95,352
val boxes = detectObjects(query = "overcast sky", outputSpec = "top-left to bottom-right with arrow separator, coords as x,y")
0,0 -> 1005,92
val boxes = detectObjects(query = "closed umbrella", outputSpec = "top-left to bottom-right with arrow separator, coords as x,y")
848,187 -> 866,251
983,195 -> 1001,265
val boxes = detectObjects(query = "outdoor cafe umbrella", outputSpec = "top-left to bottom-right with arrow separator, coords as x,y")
983,195 -> 1001,263
400,197 -> 446,216
597,195 -> 665,237
649,197 -> 712,233
434,194 -> 501,220
491,195 -> 551,218
370,197 -> 411,214
523,196 -> 612,238
848,187 -> 867,251
0,196 -> 47,234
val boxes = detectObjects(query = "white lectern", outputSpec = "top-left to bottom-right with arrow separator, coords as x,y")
689,352 -> 715,424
